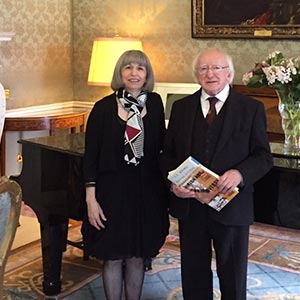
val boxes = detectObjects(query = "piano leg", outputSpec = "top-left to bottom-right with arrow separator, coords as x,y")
40,217 -> 68,296
11,140 -> 86,296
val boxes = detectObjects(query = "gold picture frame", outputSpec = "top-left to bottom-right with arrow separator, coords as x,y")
192,0 -> 300,39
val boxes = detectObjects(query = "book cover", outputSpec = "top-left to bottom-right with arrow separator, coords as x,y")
168,156 -> 239,211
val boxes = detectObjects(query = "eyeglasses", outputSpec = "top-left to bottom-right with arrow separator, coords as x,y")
197,65 -> 229,75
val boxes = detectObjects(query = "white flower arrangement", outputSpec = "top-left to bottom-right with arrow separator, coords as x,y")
243,51 -> 300,104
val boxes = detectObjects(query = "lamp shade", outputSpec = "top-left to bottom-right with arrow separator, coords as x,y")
88,37 -> 143,86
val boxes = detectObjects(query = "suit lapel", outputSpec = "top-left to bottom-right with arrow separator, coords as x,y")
183,90 -> 201,158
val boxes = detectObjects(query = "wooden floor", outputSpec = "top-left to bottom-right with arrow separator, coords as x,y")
12,215 -> 40,249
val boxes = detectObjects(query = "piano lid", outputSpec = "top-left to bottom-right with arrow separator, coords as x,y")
17,132 -> 85,157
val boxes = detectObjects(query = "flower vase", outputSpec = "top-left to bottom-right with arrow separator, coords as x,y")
278,102 -> 300,153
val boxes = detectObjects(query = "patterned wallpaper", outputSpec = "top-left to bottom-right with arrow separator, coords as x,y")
1,0 -> 300,108
0,0 -> 73,108
74,0 -> 300,101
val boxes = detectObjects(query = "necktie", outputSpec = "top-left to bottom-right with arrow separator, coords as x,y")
206,97 -> 218,125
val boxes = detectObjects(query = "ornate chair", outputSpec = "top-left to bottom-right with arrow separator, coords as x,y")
0,83 -> 6,143
0,176 -> 22,299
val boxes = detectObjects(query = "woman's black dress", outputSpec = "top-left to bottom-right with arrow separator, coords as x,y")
83,92 -> 169,261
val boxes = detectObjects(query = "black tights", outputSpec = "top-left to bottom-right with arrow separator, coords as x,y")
103,257 -> 145,300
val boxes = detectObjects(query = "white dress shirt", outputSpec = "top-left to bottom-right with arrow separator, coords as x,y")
200,84 -> 230,117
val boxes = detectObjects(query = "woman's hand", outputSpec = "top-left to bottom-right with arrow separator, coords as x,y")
86,187 -> 107,230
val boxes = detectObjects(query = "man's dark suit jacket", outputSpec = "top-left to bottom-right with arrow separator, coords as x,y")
161,87 -> 273,226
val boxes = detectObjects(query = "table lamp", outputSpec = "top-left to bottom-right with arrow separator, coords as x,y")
88,37 -> 143,86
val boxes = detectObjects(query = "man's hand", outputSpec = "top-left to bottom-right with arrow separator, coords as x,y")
171,183 -> 215,204
218,169 -> 243,194
171,183 -> 195,198
194,190 -> 218,204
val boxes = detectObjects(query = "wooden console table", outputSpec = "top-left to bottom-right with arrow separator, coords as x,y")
233,84 -> 283,142
0,108 -> 88,175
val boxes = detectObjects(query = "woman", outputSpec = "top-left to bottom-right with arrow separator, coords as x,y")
83,50 -> 169,300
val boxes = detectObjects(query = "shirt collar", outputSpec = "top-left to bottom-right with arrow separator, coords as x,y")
201,84 -> 230,103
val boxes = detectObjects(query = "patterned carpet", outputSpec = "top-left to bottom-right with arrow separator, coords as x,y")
4,224 -> 102,300
3,217 -> 300,299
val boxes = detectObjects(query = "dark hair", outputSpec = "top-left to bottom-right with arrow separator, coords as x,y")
111,50 -> 155,92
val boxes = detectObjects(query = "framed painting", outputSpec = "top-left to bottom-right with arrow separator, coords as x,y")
192,0 -> 300,39
154,82 -> 199,126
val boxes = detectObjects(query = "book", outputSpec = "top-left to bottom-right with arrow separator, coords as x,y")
167,156 -> 239,211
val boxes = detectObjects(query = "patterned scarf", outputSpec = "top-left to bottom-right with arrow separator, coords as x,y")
117,88 -> 147,166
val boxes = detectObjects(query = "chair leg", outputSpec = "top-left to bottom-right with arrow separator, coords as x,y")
0,270 -> 4,300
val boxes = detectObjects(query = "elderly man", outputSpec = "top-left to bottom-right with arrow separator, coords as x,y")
161,49 -> 273,300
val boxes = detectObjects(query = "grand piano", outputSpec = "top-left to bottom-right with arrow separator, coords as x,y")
11,132 -> 86,296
